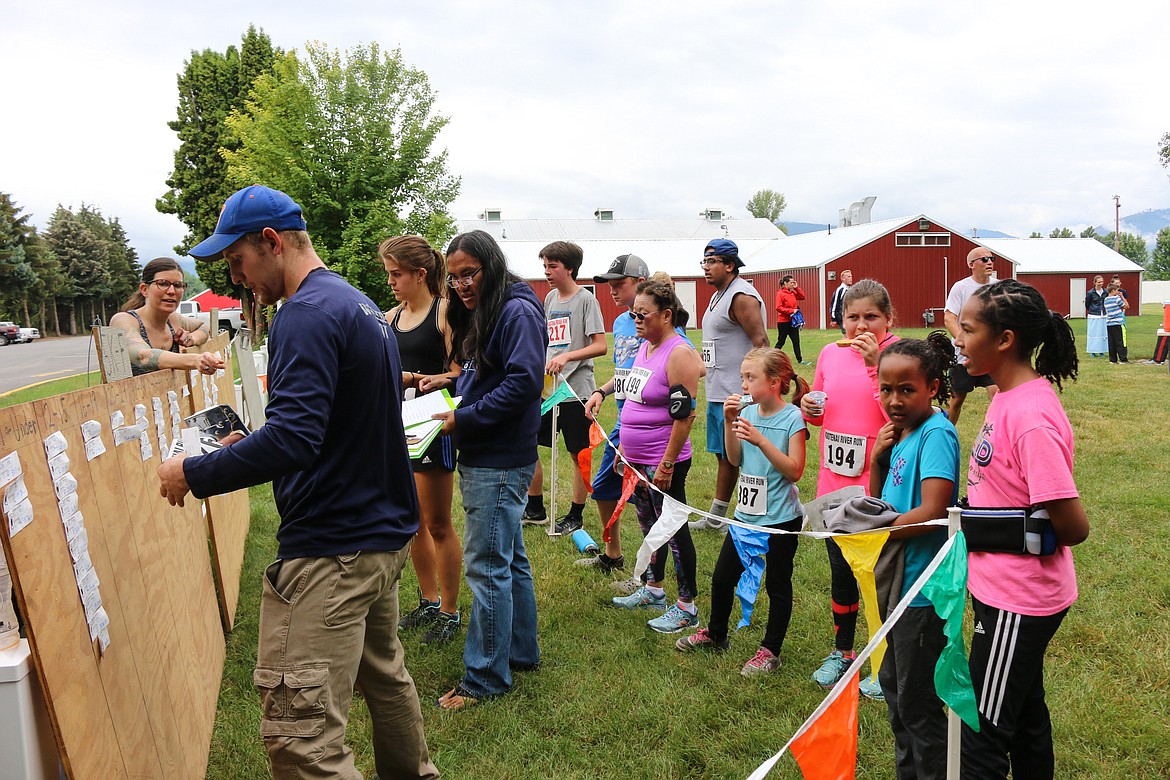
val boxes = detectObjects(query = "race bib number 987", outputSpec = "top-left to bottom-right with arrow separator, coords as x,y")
736,473 -> 768,516
823,430 -> 866,478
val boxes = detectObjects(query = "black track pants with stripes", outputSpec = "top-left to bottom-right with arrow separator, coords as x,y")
961,596 -> 1068,779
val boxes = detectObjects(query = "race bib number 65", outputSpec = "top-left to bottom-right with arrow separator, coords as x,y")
701,340 -> 715,368
823,430 -> 866,478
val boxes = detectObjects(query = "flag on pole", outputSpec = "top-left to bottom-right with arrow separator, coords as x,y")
835,531 -> 891,684
789,668 -> 860,780
919,531 -> 979,730
540,380 -> 576,415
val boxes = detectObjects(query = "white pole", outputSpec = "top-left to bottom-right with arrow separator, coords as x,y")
946,505 -> 963,779
547,376 -> 560,537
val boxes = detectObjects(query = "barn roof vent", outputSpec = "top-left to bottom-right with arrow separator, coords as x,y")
477,208 -> 503,221
594,208 -> 615,221
701,208 -> 725,221
838,196 -> 877,228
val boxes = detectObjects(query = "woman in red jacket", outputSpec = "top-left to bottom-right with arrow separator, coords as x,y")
774,275 -> 809,364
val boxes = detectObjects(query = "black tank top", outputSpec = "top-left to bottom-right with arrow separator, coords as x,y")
128,310 -> 180,376
391,298 -> 446,378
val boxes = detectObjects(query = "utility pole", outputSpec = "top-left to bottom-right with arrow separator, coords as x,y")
1113,195 -> 1121,252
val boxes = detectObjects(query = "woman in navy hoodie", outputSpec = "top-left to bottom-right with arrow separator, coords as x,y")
434,230 -> 548,710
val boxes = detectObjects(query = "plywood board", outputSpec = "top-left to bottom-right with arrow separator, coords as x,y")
185,333 -> 252,631
0,370 -> 226,779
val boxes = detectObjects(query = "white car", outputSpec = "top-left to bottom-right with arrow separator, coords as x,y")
17,327 -> 40,343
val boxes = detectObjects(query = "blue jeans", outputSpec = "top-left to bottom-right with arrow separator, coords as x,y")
458,462 -> 540,698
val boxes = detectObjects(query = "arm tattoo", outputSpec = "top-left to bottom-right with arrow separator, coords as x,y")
134,348 -> 162,372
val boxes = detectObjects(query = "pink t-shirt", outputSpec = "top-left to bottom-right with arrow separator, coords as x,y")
619,335 -> 694,465
806,333 -> 899,497
966,377 -> 1079,616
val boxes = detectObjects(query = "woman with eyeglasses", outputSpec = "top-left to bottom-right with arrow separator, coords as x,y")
110,257 -> 224,376
431,230 -> 547,711
610,280 -> 705,635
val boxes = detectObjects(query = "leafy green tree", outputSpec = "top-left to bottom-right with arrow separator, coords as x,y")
1049,227 -> 1075,238
1159,131 -> 1170,170
1150,227 -> 1170,281
1029,231 -> 1043,238
1095,231 -> 1150,268
183,269 -> 208,296
157,26 -> 281,296
1079,226 -> 1098,239
223,41 -> 460,310
24,233 -> 65,334
746,189 -> 788,230
76,205 -> 139,322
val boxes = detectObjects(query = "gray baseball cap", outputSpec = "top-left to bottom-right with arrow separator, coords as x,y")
593,253 -> 649,283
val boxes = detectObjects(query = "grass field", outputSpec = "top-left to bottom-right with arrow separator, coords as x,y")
201,308 -> 1170,779
0,372 -> 102,408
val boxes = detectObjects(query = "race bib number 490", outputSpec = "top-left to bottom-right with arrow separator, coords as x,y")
736,473 -> 768,516
613,367 -> 630,401
547,316 -> 571,348
823,430 -> 866,478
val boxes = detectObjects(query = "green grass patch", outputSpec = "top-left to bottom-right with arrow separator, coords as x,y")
208,309 -> 1170,779
0,372 -> 102,408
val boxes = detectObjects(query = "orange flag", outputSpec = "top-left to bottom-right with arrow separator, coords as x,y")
603,465 -> 640,543
790,669 -> 860,780
576,423 -> 605,496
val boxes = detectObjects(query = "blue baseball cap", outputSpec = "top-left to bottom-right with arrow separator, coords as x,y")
189,185 -> 308,259
704,238 -> 744,268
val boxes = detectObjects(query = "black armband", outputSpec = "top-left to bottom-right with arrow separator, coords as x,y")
668,385 -> 695,421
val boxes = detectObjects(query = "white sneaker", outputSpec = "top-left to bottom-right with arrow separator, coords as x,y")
689,517 -> 726,531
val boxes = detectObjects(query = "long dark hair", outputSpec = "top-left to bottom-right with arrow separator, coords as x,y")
444,230 -> 524,371
122,257 -> 183,312
880,330 -> 956,408
970,279 -> 1078,391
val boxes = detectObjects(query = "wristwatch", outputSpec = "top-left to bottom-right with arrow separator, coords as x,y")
660,460 -> 675,471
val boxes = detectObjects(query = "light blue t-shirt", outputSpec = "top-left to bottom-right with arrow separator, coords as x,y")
732,402 -> 807,527
881,409 -> 960,607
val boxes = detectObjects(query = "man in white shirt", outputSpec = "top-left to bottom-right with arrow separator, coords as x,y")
828,269 -> 852,333
944,247 -> 998,424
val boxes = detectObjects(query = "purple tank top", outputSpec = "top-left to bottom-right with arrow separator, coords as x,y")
619,334 -> 693,464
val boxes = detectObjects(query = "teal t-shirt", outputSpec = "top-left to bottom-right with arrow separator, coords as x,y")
881,409 -> 960,607
732,402 -> 807,527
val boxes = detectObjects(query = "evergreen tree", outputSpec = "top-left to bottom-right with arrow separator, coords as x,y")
1148,227 -> 1170,281
43,206 -> 110,334
1095,231 -> 1150,269
0,193 -> 38,322
157,26 -> 281,296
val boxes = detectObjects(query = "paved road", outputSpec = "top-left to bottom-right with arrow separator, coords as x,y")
0,335 -> 98,394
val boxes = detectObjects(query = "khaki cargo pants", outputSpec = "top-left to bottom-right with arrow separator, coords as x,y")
255,547 -> 440,779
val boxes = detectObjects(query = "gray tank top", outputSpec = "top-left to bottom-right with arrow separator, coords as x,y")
701,276 -> 766,402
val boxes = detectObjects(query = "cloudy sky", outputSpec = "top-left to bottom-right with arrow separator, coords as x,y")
2,0 -> 1167,264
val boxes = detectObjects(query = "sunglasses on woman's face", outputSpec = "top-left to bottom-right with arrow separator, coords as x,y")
632,309 -> 662,322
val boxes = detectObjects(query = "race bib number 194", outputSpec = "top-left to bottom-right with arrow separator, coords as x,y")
823,430 -> 866,478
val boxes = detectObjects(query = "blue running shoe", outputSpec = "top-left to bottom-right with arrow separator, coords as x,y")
612,587 -> 668,611
647,605 -> 699,634
811,650 -> 853,687
859,675 -> 885,701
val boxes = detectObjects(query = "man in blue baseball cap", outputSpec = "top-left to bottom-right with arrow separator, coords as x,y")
695,237 -> 769,531
159,185 -> 439,779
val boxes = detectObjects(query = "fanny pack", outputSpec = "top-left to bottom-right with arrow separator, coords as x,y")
960,505 -> 1056,556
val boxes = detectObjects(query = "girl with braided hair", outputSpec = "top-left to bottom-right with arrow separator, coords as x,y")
955,279 -> 1089,778
868,330 -> 960,780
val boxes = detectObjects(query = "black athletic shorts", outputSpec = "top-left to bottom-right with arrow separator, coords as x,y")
538,401 -> 591,455
950,364 -> 995,395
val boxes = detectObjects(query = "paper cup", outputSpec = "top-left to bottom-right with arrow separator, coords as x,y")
806,390 -> 827,416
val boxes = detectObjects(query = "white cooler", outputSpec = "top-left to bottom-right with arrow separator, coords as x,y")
0,639 -> 62,780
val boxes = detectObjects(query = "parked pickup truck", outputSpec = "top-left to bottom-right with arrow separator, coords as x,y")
178,300 -> 245,338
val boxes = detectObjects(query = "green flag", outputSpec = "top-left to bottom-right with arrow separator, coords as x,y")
920,531 -> 980,731
540,381 -> 577,415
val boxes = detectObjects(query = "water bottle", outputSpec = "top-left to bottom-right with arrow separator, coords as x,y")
571,528 -> 600,555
